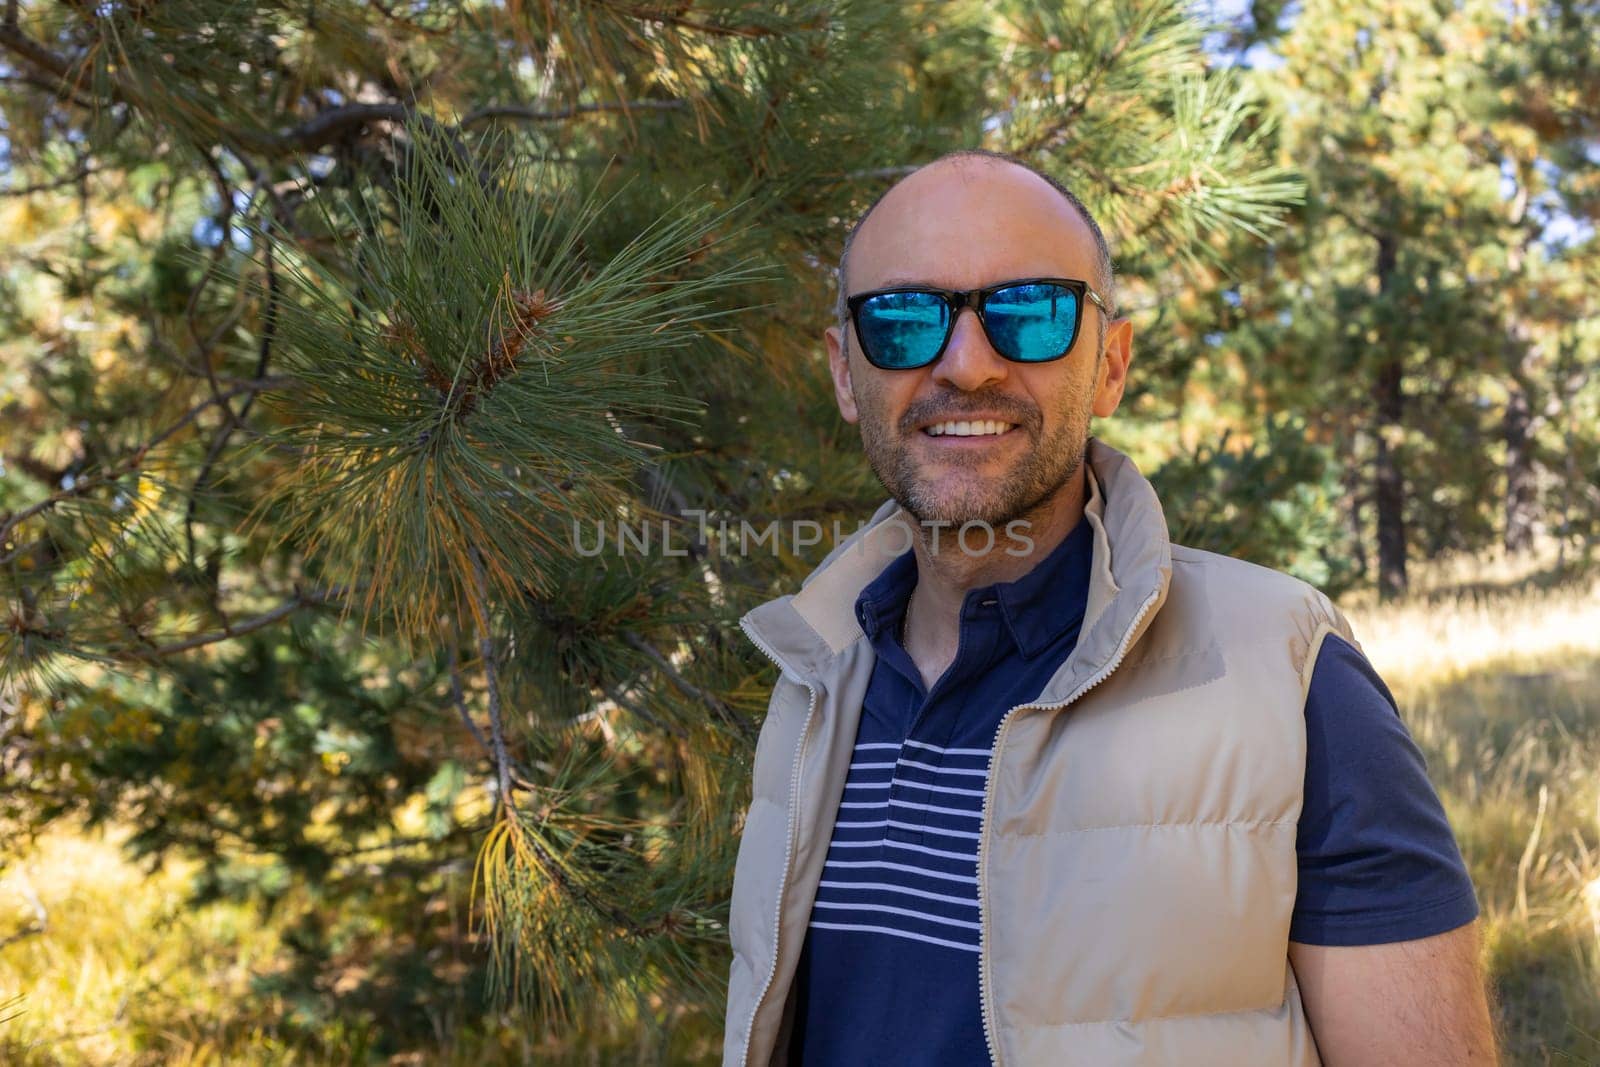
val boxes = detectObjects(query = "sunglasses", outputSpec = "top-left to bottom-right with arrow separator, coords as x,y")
846,277 -> 1107,371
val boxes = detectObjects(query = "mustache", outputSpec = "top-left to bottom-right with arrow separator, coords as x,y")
902,399 -> 1038,432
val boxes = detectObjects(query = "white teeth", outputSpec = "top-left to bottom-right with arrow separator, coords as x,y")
924,420 -> 1014,437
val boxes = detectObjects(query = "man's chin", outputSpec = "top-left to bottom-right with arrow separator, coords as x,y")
897,491 -> 1023,530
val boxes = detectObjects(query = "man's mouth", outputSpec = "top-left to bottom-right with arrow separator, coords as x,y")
920,419 -> 1018,438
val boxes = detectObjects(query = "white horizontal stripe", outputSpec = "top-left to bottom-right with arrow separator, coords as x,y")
854,742 -> 901,751
888,819 -> 981,841
849,761 -> 897,771
903,739 -> 993,758
838,801 -> 888,810
844,781 -> 986,800
835,820 -> 889,830
829,840 -> 881,849
808,921 -> 979,954
886,839 -> 976,862
890,798 -> 981,819
812,900 -> 981,931
897,758 -> 989,777
914,781 -> 988,799
818,880 -> 977,908
823,860 -> 977,885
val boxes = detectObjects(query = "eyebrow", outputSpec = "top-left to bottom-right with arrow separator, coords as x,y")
849,276 -> 939,292
862,274 -> 1069,291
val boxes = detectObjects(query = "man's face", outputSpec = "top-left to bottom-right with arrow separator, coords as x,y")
826,159 -> 1131,529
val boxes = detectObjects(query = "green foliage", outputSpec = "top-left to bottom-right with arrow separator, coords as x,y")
1148,415 -> 1358,594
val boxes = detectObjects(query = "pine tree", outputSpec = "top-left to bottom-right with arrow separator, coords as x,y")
1237,0 -> 1600,597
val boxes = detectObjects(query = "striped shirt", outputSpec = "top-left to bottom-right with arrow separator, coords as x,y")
810,736 -> 990,954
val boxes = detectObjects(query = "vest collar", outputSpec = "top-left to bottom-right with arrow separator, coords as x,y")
738,437 -> 1174,698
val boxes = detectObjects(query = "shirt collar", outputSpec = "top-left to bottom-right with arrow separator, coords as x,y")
992,514 -> 1094,658
853,545 -> 918,643
851,510 -> 1095,660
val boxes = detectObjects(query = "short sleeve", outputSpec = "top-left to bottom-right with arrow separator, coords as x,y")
1291,633 -> 1480,945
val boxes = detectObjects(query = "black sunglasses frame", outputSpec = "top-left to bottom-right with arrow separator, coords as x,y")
845,276 -> 1108,371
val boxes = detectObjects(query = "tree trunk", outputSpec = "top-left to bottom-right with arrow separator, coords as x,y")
1502,178 -> 1540,556
1503,377 -> 1538,553
1342,428 -> 1368,580
1372,233 -> 1407,600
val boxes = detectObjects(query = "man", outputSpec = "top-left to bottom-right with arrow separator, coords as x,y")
724,151 -> 1497,1066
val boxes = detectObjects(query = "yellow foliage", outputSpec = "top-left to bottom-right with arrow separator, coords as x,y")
0,198 -> 49,243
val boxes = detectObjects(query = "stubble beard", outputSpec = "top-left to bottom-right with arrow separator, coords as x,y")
857,384 -> 1095,531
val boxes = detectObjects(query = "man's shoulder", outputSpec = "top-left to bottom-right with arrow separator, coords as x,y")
1164,543 -> 1324,601
1166,542 -> 1351,650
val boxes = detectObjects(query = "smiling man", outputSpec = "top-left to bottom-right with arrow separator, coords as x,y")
724,151 -> 1498,1066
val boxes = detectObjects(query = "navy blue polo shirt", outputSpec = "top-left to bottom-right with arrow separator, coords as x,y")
786,515 -> 1478,1065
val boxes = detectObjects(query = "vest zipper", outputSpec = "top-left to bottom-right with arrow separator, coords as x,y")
975,585 -> 1164,1067
736,615 -> 820,1067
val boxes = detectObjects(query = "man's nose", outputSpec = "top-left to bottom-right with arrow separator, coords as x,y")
932,307 -> 1009,391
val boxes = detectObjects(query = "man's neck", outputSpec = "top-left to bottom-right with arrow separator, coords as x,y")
901,462 -> 1088,689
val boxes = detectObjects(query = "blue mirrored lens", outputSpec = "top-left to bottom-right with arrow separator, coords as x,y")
856,291 -> 950,369
983,283 -> 1079,362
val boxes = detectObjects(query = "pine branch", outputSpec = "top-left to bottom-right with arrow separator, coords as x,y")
136,584 -> 350,658
447,641 -> 542,788
621,631 -> 750,740
468,546 -> 515,810
0,23 -> 105,100
271,102 -> 413,151
1013,24 -> 1140,156
0,376 -> 298,561
446,641 -> 495,758
461,99 -> 686,127
383,283 -> 562,419
0,165 -> 99,198
600,1 -> 798,40
600,682 -> 688,739
0,24 -> 423,157
7,583 -> 354,675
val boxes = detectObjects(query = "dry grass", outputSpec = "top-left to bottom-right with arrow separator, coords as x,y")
0,824 -> 294,1066
1346,543 -> 1600,1065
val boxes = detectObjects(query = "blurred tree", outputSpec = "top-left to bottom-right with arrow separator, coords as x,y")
1484,0 -> 1600,554
1230,0 -> 1600,597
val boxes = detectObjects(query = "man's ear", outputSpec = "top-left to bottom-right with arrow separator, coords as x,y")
826,324 -> 860,424
1091,317 -> 1133,418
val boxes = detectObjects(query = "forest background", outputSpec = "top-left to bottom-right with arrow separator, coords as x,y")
1,0 -> 1598,1063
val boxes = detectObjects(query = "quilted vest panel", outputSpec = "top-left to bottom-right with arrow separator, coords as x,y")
981,545 -> 1353,1065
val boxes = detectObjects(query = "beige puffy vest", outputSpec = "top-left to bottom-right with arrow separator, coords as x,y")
725,437 -> 1358,1065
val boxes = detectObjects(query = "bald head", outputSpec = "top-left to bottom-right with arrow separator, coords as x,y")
835,151 -> 1116,350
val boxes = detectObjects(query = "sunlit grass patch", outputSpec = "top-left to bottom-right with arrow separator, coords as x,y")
0,822 -> 287,1066
0,819 -> 721,1064
1347,547 -> 1600,1065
